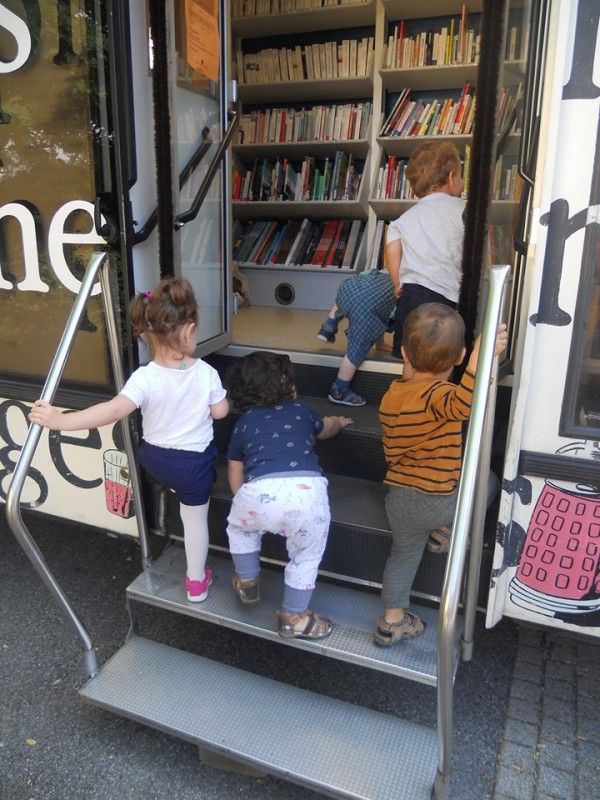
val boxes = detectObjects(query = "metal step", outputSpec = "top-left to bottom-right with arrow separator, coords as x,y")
80,635 -> 438,800
128,549 -> 461,685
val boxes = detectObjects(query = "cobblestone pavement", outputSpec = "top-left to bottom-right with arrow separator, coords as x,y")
493,625 -> 600,800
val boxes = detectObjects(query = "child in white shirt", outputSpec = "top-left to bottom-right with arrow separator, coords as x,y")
385,141 -> 465,358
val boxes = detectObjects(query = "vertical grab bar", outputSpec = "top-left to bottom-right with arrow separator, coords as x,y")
5,251 -> 150,676
98,268 -> 151,569
434,264 -> 510,800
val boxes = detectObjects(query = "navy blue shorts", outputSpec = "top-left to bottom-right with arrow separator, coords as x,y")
392,284 -> 457,357
138,440 -> 218,506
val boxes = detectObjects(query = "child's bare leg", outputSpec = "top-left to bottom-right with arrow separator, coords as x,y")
329,356 -> 366,406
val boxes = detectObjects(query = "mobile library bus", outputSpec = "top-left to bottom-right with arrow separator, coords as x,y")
2,1 -> 599,798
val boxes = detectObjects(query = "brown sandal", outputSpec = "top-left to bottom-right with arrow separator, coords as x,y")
278,610 -> 333,640
232,574 -> 261,604
373,612 -> 425,646
426,526 -> 451,553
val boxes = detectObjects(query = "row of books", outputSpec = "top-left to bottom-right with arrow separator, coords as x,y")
380,84 -> 475,138
235,102 -> 372,146
368,219 -> 390,271
237,37 -> 374,84
484,224 -> 515,270
233,218 -> 365,269
374,157 -> 416,200
233,152 -> 363,202
232,0 -> 368,16
384,16 -> 480,69
492,158 -> 523,201
497,84 -> 523,138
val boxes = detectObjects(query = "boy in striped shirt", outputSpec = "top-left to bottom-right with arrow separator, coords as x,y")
374,303 -> 507,645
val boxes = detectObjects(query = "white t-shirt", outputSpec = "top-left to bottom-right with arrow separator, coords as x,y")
386,192 -> 465,302
120,359 -> 226,453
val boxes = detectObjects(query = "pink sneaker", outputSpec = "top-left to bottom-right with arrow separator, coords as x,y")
185,566 -> 213,602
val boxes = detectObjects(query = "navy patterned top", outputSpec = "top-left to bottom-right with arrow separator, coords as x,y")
226,401 -> 325,482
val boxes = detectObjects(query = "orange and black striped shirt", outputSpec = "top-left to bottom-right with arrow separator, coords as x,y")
379,369 -> 476,495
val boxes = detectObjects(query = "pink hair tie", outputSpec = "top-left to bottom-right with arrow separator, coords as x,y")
144,291 -> 153,299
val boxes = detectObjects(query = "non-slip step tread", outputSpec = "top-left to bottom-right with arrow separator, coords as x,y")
80,635 -> 437,800
128,550 -> 460,684
211,459 -> 390,533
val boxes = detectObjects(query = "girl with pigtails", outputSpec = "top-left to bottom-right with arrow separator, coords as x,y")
29,277 -> 229,602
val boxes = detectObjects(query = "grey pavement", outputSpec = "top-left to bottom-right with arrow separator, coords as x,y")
493,626 -> 600,800
1,511 -> 596,800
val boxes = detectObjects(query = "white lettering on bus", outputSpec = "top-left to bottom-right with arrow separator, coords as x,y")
0,200 -> 106,295
0,4 -> 31,73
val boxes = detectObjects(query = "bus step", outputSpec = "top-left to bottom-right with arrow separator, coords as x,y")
127,549 -> 461,685
80,635 -> 438,800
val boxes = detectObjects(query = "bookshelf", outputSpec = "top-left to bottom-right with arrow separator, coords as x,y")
230,0 -> 528,310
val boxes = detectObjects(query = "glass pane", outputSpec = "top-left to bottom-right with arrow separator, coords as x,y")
0,1 -> 111,387
173,0 -> 226,344
566,233 -> 600,434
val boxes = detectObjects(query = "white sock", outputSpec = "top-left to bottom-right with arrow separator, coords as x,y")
179,501 -> 209,581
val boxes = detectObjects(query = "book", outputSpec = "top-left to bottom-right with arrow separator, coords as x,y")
331,219 -> 353,267
285,218 -> 311,266
272,220 -> 302,264
341,220 -> 363,269
323,220 -> 344,268
301,221 -> 325,264
311,220 -> 339,266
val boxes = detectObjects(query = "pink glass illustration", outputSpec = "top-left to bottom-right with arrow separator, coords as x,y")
510,482 -> 600,615
103,449 -> 134,518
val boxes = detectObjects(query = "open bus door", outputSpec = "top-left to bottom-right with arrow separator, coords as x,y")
486,0 -> 600,639
0,0 -> 234,536
126,0 -> 236,355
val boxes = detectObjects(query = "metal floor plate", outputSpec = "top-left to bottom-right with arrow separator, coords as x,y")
211,460 -> 391,533
128,549 -> 462,685
80,635 -> 437,800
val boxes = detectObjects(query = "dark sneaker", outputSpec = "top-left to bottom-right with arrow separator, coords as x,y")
317,318 -> 338,343
328,385 -> 366,406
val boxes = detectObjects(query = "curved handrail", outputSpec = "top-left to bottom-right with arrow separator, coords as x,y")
5,252 -> 109,678
434,264 -> 510,800
174,109 -> 238,229
5,251 -> 152,677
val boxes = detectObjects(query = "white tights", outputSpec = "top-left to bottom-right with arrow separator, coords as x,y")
179,501 -> 210,581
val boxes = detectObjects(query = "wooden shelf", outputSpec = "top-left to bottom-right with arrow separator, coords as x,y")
380,63 -> 478,92
232,1 -> 375,37
369,198 -> 519,223
382,0 -> 483,21
379,60 -> 524,92
238,76 -> 373,104
233,200 -> 368,220
233,139 -> 370,159
369,198 -> 414,219
239,262 -> 355,274
377,133 -> 519,157
489,200 -> 519,224
378,134 -> 472,156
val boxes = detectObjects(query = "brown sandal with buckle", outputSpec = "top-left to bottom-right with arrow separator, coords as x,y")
232,574 -> 261,604
373,612 -> 425,646
426,526 -> 451,553
278,610 -> 333,640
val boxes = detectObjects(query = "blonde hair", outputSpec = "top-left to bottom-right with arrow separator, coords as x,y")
403,303 -> 465,373
406,141 -> 461,198
129,277 -> 198,354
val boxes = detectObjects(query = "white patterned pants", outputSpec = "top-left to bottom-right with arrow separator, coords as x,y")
226,475 -> 331,591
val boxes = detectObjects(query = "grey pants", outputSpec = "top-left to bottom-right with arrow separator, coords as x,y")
381,473 -> 499,609
382,486 -> 457,609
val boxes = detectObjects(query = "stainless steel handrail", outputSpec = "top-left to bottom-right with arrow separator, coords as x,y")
5,251 -> 150,677
434,264 -> 510,800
